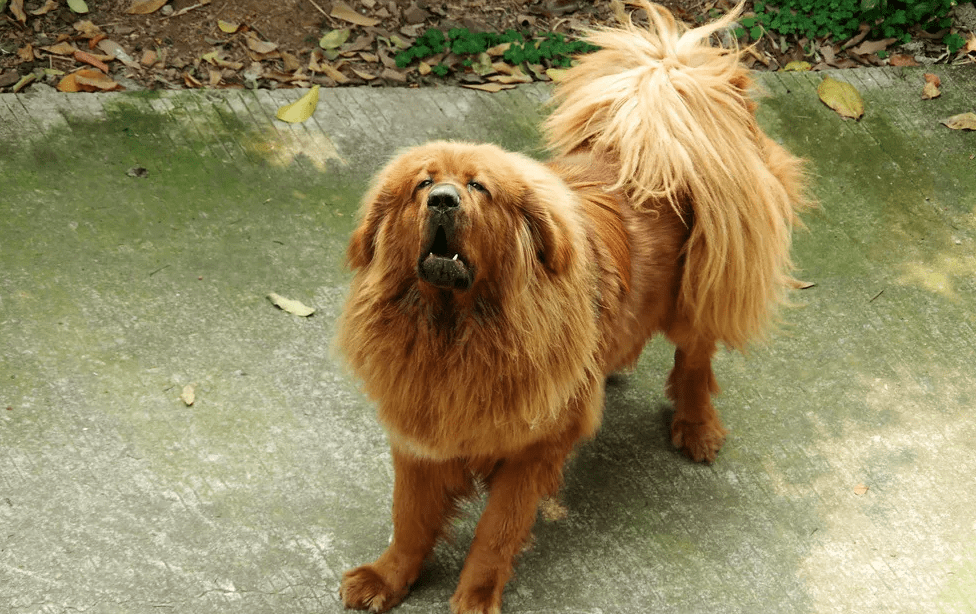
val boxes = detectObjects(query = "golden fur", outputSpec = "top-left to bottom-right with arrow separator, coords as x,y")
337,3 -> 808,613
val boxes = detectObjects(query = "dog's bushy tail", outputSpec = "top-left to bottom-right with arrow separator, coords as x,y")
545,0 -> 807,348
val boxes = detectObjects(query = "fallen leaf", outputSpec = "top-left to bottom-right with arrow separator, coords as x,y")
127,0 -> 167,13
10,0 -> 27,22
97,40 -> 139,68
319,28 -> 351,50
545,67 -> 569,82
180,383 -> 196,406
30,0 -> 58,16
350,67 -> 377,81
418,61 -> 432,75
73,20 -> 103,39
74,49 -> 109,73
246,37 -> 278,55
41,42 -> 80,55
782,61 -> 812,71
965,32 -> 976,54
275,85 -> 320,122
789,278 -> 816,290
17,44 -> 35,62
57,68 -> 119,92
922,73 -> 941,100
817,76 -> 864,120
75,71 -> 121,90
126,166 -> 149,178
330,0 -> 380,27
268,292 -> 316,316
849,37 -> 896,56
67,0 -> 88,12
218,20 -> 240,33
461,82 -> 517,93
853,483 -> 869,496
888,54 -> 919,67
140,49 -> 158,66
941,112 -> 976,131
281,51 -> 301,72
380,68 -> 407,82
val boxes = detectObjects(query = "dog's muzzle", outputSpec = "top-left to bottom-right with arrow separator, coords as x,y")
417,184 -> 474,291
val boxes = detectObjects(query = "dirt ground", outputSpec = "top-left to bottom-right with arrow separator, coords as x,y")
0,0 -> 973,92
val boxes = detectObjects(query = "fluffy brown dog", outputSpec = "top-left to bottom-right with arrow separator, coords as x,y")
337,2 -> 807,612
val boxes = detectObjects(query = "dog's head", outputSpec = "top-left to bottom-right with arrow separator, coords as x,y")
348,142 -> 581,295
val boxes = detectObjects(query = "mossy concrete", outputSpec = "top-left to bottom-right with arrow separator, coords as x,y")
1,69 -> 975,613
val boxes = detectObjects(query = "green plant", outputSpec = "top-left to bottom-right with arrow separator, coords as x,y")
394,27 -> 598,73
752,0 -> 957,47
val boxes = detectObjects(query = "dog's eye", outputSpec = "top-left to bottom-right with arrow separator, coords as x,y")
417,178 -> 433,190
467,180 -> 489,195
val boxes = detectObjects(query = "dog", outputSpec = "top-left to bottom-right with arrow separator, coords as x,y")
336,2 -> 808,612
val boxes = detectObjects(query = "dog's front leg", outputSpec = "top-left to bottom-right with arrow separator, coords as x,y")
450,442 -> 569,614
341,449 -> 470,613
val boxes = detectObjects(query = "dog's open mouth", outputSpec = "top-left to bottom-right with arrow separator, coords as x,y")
418,224 -> 474,291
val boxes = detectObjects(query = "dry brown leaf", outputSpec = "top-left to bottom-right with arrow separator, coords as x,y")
75,71 -> 121,90
888,54 -> 919,67
140,49 -> 158,66
922,73 -> 941,100
30,0 -> 59,16
487,67 -> 533,84
461,82 -> 517,93
789,278 -> 816,290
350,67 -> 377,81
73,20 -> 103,39
41,42 -> 80,55
57,68 -> 117,92
281,51 -> 301,72
74,49 -> 109,73
380,68 -> 407,82
849,37 -> 897,56
126,0 -> 166,14
17,44 -> 35,63
965,32 -> 976,54
183,71 -> 203,88
10,0 -> 27,23
817,76 -> 864,120
539,497 -> 568,521
246,37 -> 278,54
853,483 -> 869,496
208,68 -> 222,87
98,40 -> 140,68
941,112 -> 976,131
331,0 -> 380,27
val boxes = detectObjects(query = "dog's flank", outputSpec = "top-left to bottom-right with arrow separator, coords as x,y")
336,2 -> 809,613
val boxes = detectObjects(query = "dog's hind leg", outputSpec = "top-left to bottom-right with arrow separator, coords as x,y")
341,449 -> 471,613
665,338 -> 728,463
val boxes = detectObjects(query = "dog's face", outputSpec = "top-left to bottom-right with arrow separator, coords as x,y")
348,142 -> 577,296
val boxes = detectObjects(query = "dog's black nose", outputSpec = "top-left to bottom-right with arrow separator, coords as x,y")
427,184 -> 461,211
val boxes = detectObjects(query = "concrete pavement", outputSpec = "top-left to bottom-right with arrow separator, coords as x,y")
1,67 -> 975,613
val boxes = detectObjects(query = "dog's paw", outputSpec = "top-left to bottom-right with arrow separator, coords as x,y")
671,418 -> 728,463
340,565 -> 408,613
450,582 -> 503,614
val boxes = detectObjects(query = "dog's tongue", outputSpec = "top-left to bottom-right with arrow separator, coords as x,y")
419,253 -> 471,290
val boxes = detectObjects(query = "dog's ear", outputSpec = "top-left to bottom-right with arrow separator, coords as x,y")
519,190 -> 574,275
346,208 -> 381,269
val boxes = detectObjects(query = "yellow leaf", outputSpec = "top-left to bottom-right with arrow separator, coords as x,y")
817,76 -> 864,120
782,60 -> 812,72
180,384 -> 195,406
218,20 -> 240,34
67,0 -> 88,12
941,112 -> 976,131
319,28 -> 351,50
41,42 -> 80,55
545,68 -> 569,82
126,0 -> 167,14
268,292 -> 316,316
